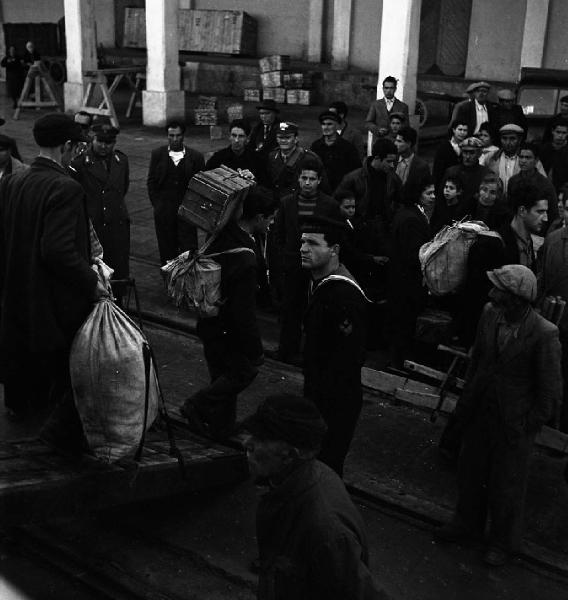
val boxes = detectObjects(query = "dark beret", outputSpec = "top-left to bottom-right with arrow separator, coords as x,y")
318,110 -> 340,124
33,113 -> 87,147
92,123 -> 119,142
300,214 -> 348,236
242,394 -> 327,451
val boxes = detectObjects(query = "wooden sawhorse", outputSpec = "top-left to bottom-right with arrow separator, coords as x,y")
80,68 -> 144,128
13,61 -> 61,119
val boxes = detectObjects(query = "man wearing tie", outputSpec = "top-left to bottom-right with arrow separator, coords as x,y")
247,99 -> 281,158
365,76 -> 409,145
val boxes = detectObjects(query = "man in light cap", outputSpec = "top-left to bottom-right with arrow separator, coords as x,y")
486,123 -> 546,194
436,136 -> 490,212
70,121 -> 130,302
243,393 -> 392,599
453,81 -> 497,135
0,113 -> 107,440
436,264 -> 561,567
495,89 -> 527,133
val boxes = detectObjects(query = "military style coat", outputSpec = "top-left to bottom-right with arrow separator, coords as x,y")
70,149 -> 130,279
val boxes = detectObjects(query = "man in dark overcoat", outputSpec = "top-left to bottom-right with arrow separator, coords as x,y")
147,120 -> 205,265
0,113 -> 105,443
300,215 -> 368,476
243,394 -> 392,600
436,265 -> 561,567
69,123 -> 130,298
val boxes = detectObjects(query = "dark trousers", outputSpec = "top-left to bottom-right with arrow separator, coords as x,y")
308,377 -> 363,477
278,268 -> 310,359
189,327 -> 259,436
153,197 -> 197,265
455,407 -> 534,552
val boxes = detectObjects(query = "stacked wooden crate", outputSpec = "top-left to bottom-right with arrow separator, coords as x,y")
194,95 -> 218,126
258,55 -> 289,104
123,8 -> 258,55
284,72 -> 313,106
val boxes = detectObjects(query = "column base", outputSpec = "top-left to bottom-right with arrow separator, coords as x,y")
64,81 -> 86,113
142,90 -> 185,127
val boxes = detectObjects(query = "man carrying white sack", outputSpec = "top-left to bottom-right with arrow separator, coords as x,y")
0,113 -> 107,452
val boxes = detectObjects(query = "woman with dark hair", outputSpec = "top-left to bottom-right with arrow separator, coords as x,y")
387,180 -> 431,368
477,121 -> 499,165
432,120 -> 469,188
1,46 -> 25,108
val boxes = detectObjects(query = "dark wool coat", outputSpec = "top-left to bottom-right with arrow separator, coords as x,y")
256,459 -> 391,600
310,136 -> 362,192
70,148 -> 130,279
0,158 -> 97,356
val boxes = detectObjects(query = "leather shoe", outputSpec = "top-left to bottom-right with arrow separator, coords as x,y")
483,547 -> 509,567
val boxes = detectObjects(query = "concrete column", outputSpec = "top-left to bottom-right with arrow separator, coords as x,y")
377,0 -> 422,123
331,0 -> 353,69
307,0 -> 324,63
520,0 -> 550,68
142,0 -> 185,127
63,0 -> 98,112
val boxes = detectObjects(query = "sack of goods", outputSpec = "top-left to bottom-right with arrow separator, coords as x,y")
162,246 -> 254,317
70,298 -> 159,462
178,165 -> 256,234
419,220 -> 490,296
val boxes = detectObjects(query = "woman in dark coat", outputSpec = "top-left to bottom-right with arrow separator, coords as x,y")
432,120 -> 469,188
387,182 -> 432,368
1,46 -> 25,108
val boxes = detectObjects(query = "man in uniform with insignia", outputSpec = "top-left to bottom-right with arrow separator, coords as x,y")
300,215 -> 368,476
69,123 -> 130,300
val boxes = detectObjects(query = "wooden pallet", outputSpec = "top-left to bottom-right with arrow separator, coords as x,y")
0,430 -> 247,524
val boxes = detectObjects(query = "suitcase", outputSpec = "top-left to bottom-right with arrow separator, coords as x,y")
178,166 -> 255,234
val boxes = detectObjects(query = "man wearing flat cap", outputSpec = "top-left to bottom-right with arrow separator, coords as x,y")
243,394 -> 392,599
300,214 -> 368,476
247,99 -> 281,157
310,110 -> 361,192
433,136 -> 490,219
0,134 -> 27,179
0,113 -> 107,440
70,122 -> 130,300
486,123 -> 546,194
453,81 -> 498,136
437,264 -> 561,567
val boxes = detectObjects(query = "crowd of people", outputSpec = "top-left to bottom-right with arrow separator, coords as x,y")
1,72 -> 568,595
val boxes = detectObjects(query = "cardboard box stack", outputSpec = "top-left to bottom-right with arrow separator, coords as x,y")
284,72 -> 312,105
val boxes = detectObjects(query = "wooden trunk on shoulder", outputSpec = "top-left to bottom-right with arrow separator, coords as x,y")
179,166 -> 255,234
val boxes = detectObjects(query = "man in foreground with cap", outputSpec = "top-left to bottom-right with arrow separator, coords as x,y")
436,265 -> 561,566
310,110 -> 361,192
453,81 -> 497,135
300,214 -> 368,476
243,393 -> 392,599
70,122 -> 130,300
248,99 -> 281,157
486,123 -> 546,194
0,113 -> 107,440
